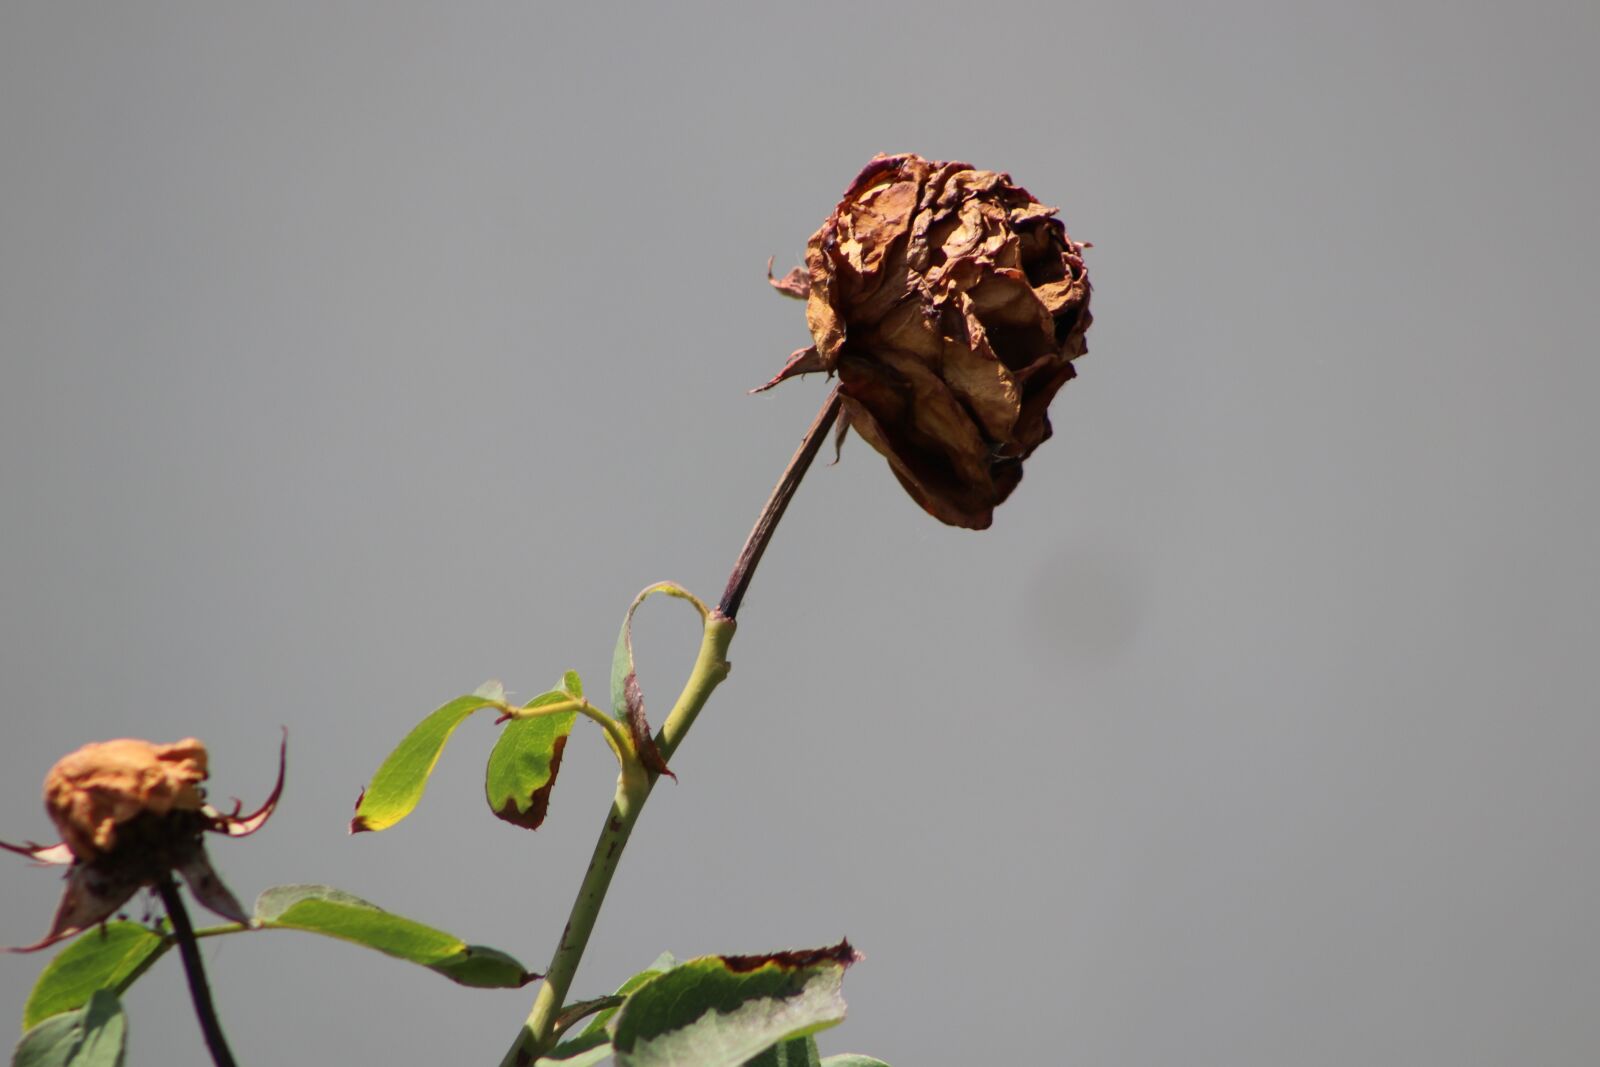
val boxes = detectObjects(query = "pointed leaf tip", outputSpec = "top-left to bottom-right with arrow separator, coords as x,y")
350,692 -> 500,833
253,884 -> 536,988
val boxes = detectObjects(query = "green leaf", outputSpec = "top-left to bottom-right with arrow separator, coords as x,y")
350,682 -> 505,832
12,989 -> 126,1067
580,953 -> 680,1037
536,1030 -> 612,1066
819,1058 -> 891,1067
21,924 -> 167,1032
743,1035 -> 820,1067
611,583 -> 706,779
611,941 -> 859,1067
562,670 -> 583,699
253,884 -> 536,988
485,689 -> 578,830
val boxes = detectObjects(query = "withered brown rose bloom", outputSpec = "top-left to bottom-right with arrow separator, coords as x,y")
764,153 -> 1092,529
3,735 -> 284,951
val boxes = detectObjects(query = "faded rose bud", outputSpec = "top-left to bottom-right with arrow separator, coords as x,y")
764,154 -> 1092,529
44,738 -> 210,861
3,735 -> 284,951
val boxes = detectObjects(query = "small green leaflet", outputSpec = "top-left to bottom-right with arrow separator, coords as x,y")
610,941 -> 859,1067
485,682 -> 581,830
12,989 -> 125,1067
20,924 -> 166,1032
350,682 -> 507,833
253,884 -> 537,988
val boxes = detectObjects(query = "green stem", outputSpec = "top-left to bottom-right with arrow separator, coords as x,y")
500,616 -> 736,1066
494,697 -> 637,765
498,388 -> 838,1065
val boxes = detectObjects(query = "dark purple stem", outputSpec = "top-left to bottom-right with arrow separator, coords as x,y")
158,876 -> 238,1067
719,388 -> 842,618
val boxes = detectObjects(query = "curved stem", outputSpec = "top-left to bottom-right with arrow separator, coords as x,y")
158,875 -> 239,1067
500,389 -> 839,1065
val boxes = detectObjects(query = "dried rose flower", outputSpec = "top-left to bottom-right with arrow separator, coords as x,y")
763,153 -> 1092,529
3,735 -> 285,952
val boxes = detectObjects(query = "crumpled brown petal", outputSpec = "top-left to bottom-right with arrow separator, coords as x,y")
766,153 -> 1092,529
4,734 -> 285,952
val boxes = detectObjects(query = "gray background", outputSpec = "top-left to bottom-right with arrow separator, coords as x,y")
2,3 -> 1596,1065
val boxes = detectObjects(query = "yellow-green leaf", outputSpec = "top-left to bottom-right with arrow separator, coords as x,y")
350,683 -> 504,833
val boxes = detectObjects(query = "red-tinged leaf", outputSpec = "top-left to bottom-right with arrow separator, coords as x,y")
485,689 -> 578,831
610,940 -> 859,1067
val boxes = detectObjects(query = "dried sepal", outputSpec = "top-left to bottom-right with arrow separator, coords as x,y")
0,840 -> 74,865
766,257 -> 811,300
750,345 -> 827,394
205,730 -> 287,838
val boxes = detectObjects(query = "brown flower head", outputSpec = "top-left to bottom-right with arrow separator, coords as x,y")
762,154 -> 1092,529
3,734 -> 285,952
